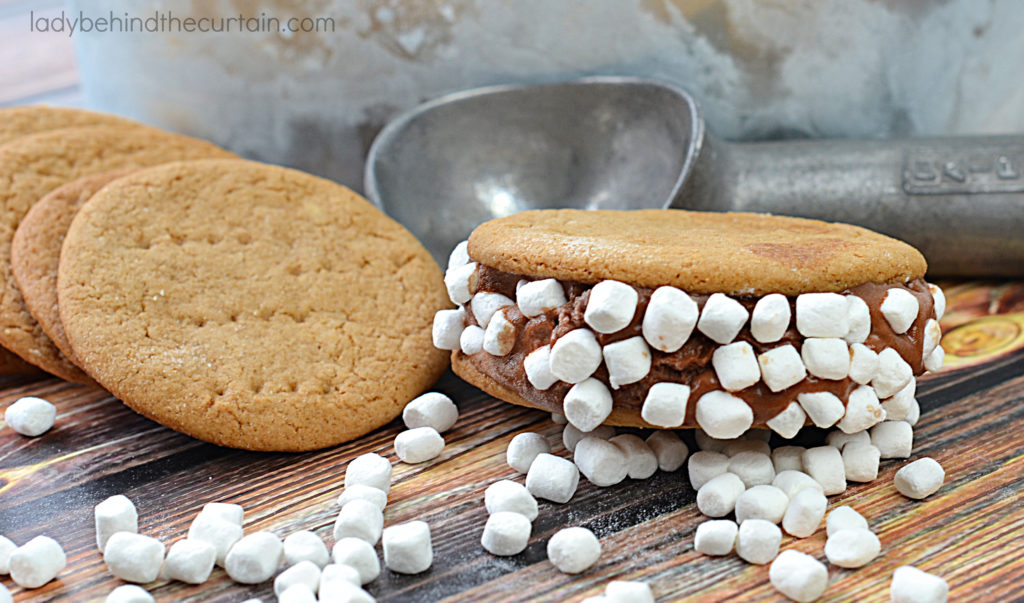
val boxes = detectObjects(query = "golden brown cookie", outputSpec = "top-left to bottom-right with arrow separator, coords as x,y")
0,126 -> 235,383
58,159 -> 449,451
0,106 -> 136,145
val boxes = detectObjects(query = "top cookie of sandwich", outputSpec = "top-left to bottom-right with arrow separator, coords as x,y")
0,106 -> 136,145
468,209 -> 926,295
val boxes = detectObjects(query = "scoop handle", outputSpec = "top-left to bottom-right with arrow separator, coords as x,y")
678,135 -> 1024,277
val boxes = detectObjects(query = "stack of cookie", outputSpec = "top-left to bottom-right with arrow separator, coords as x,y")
0,106 -> 449,451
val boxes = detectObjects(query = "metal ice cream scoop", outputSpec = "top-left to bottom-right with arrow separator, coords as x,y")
365,77 -> 1024,276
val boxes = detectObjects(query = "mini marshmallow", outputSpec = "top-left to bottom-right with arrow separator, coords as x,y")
526,453 -> 580,503
447,240 -> 470,271
444,261 -> 478,304
524,345 -> 558,390
602,336 -> 652,388
826,429 -> 870,451
403,392 -> 458,433
319,582 -> 375,603
563,378 -> 613,432
882,379 -> 916,422
274,560 -> 321,597
924,346 -> 945,372
894,458 -> 945,499
344,454 -> 391,491
574,437 -> 629,487
906,398 -> 921,426
728,451 -> 776,488
736,519 -> 782,565
562,423 -> 615,453
826,506 -> 869,536
584,280 -> 638,334
797,392 -> 845,428
383,521 -> 432,574
825,528 -> 881,568
922,319 -> 942,358
337,485 -> 387,512
848,343 -> 879,385
845,295 -> 872,344
552,412 -> 568,424
609,434 -> 658,479
722,438 -> 771,457
199,502 -> 244,525
320,563 -> 361,589
796,293 -> 849,338
712,341 -> 761,391
642,286 -> 699,352
481,512 -> 532,556
758,345 -> 807,393
881,288 -> 920,334
751,294 -> 791,343
769,549 -> 829,603
735,485 -> 789,524
694,519 -> 738,556
517,279 -> 567,317
772,470 -> 824,499
279,585 -> 317,603
95,494 -> 138,552
766,402 -> 808,439
0,535 -> 14,573
549,328 -> 603,384
225,532 -> 283,584
9,536 -> 65,589
547,527 -> 601,574
871,421 -> 913,458
801,446 -> 846,495
697,293 -> 749,344
485,479 -> 539,521
432,308 -> 465,350
842,443 -> 881,482
646,430 -> 689,471
802,338 -> 850,380
460,324 -> 485,354
928,284 -> 947,320
4,396 -> 56,437
187,514 -> 242,567
837,386 -> 886,434
104,532 -> 165,584
688,451 -> 731,490
333,499 -> 384,545
395,427 -> 445,464
105,585 -> 154,603
507,432 -> 550,473
471,291 -> 515,327
483,310 -> 517,356
331,538 -> 380,584
696,391 -> 753,439
771,447 -> 806,473
781,488 -> 828,538
605,581 -> 655,603
0,584 -> 8,603
696,472 -> 746,517
694,429 -> 729,452
162,539 -> 216,584
641,382 -> 690,428
891,566 -> 949,603
284,531 -> 330,568
873,348 -> 914,399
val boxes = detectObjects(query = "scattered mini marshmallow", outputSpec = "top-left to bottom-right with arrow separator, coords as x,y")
924,346 -> 945,372
547,527 -> 601,574
641,382 -> 690,428
881,379 -> 917,422
796,293 -> 849,338
484,479 -> 539,521
837,386 -> 887,434
645,431 -> 689,472
471,292 -> 515,327
199,502 -> 243,525
403,392 -> 458,433
826,506 -> 869,536
844,295 -> 872,344
432,308 -> 465,350
688,451 -> 731,491
772,470 -> 824,499
331,538 -> 380,584
524,345 -> 558,390
826,429 -> 871,451
751,294 -> 791,343
333,499 -> 384,545
283,530 -> 331,568
758,345 -> 807,393
383,521 -> 432,574
696,391 -> 753,439
518,279 -> 567,317
781,488 -> 828,538
728,451 -> 776,488
0,535 -> 15,573
395,427 -> 445,464
585,280 -> 638,334
603,336 -> 652,388
905,398 -> 921,426
894,458 -> 945,499
447,240 -> 470,271
104,532 -> 165,583
526,453 -> 580,503
481,512 -> 532,556
4,396 -> 56,437
712,341 -> 761,392
162,538 -> 216,584
563,378 -> 613,432
766,403 -> 808,440
95,494 -> 138,552
562,423 -> 615,453
444,261 -> 478,304
507,432 -> 551,474
0,583 -> 8,603
736,519 -> 782,565
345,453 -> 393,493
922,319 -> 941,358
320,563 -> 361,590
694,519 -> 738,556
483,310 -> 517,356
552,412 -> 568,424
643,286 -> 698,352
278,584 -> 317,603
319,581 -> 375,603
769,549 -> 829,603
890,566 -> 949,603
337,485 -> 387,513
609,434 -> 659,479
105,585 -> 155,603
9,536 -> 65,589
848,343 -> 879,385
771,447 -> 806,473
870,421 -> 913,459
549,328 -> 603,384
881,288 -> 920,334
574,437 -> 629,487
225,532 -> 282,584
605,580 -> 655,603
187,513 -> 242,567
460,324 -> 485,355
697,293 -> 749,344
797,392 -> 845,429
928,284 -> 946,319
801,338 -> 851,380
694,429 -> 730,453
842,443 -> 882,482
734,485 -> 789,524
825,528 -> 881,568
873,348 -> 914,399
274,560 -> 321,597
696,472 -> 746,518
802,446 -> 846,495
